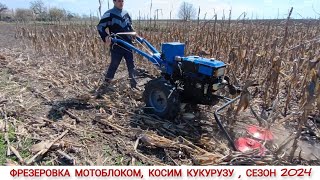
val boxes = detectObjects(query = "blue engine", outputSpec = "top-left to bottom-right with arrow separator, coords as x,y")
161,42 -> 228,105
162,42 -> 226,78
162,42 -> 226,80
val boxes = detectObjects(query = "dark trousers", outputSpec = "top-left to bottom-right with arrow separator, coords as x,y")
105,48 -> 135,80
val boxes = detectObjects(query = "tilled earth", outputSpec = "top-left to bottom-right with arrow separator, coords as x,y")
0,23 -> 319,166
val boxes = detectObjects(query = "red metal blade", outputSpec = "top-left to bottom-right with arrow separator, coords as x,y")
235,137 -> 266,155
246,125 -> 274,141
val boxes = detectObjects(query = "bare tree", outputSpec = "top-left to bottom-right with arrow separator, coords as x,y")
30,0 -> 44,14
30,0 -> 47,20
49,7 -> 66,22
178,2 -> 196,21
0,2 -> 7,12
66,11 -> 77,21
0,2 -> 8,20
15,8 -> 34,22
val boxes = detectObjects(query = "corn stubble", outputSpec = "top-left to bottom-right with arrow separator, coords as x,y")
12,14 -> 320,165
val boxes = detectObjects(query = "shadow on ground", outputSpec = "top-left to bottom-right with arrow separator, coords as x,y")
46,98 -> 95,121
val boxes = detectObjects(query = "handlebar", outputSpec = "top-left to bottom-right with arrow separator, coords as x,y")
108,32 -> 163,68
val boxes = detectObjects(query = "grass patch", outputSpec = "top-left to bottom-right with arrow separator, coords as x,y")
0,120 -> 15,165
18,138 -> 33,160
0,133 -> 7,165
0,121 -> 32,165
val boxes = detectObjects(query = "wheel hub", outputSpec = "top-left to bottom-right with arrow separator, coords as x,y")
149,90 -> 167,112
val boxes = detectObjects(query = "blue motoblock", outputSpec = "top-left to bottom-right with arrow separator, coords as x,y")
110,33 -> 241,151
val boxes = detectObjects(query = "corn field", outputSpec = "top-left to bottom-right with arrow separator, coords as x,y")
0,14 -> 319,166
16,18 -> 320,116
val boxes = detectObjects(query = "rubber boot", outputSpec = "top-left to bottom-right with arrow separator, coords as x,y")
128,69 -> 138,89
95,78 -> 112,98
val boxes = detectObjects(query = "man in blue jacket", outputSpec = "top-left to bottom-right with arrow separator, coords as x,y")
96,0 -> 137,96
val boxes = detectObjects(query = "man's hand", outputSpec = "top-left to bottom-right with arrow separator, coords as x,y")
105,36 -> 112,46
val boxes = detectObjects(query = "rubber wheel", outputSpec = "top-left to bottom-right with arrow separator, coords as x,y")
143,77 -> 180,119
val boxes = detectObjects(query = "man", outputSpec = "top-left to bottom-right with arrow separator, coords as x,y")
96,0 -> 137,96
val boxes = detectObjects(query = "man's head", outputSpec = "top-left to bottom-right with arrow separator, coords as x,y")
113,0 -> 124,9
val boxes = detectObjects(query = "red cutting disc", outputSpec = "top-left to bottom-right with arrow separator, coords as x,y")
246,125 -> 274,141
235,137 -> 266,155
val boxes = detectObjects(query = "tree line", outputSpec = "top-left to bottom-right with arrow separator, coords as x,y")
0,0 -> 197,22
0,0 -> 99,22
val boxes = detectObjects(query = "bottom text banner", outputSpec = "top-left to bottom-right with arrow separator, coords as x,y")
3,166 -> 319,180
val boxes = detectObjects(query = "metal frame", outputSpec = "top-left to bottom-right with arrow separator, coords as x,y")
214,95 -> 241,151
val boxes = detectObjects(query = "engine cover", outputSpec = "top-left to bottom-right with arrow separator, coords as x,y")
181,56 -> 226,77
